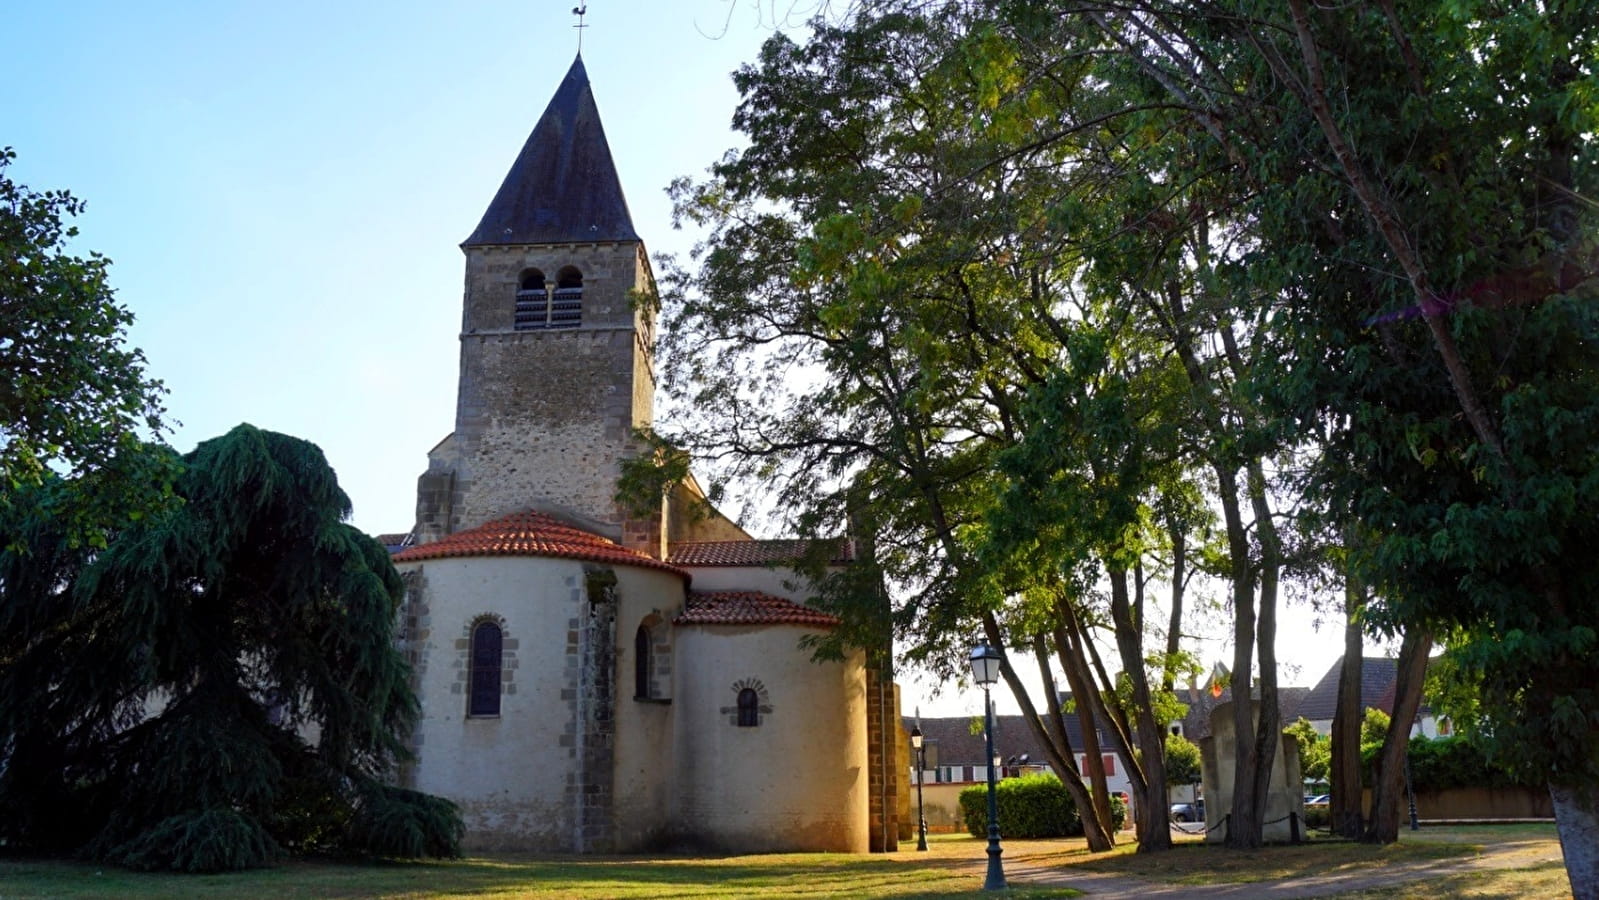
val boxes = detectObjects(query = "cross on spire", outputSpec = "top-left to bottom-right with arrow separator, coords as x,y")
572,5 -> 588,51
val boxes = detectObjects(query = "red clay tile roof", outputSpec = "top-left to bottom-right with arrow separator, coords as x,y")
675,591 -> 840,628
667,538 -> 855,567
393,511 -> 687,578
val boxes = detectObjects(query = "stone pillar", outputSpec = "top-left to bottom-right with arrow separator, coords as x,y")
865,663 -> 901,852
571,567 -> 618,852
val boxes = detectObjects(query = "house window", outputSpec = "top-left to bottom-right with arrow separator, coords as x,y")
634,624 -> 651,699
736,687 -> 760,727
514,269 -> 548,330
1102,753 -> 1116,776
551,266 -> 582,328
468,620 -> 502,716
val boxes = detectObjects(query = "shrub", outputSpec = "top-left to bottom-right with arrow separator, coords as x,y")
1302,804 -> 1330,830
1359,734 -> 1525,790
959,774 -> 1080,839
1107,792 -> 1128,831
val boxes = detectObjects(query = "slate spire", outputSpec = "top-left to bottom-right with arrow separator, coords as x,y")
463,54 -> 639,246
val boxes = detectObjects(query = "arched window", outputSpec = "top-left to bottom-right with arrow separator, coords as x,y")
634,624 -> 651,700
737,687 -> 760,727
550,266 -> 582,328
468,620 -> 503,716
514,269 -> 548,331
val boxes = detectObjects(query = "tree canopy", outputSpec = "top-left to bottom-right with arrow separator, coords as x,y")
661,0 -> 1596,882
0,148 -> 173,547
0,424 -> 461,871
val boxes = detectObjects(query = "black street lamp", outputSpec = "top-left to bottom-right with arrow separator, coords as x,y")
969,640 -> 1006,891
910,721 -> 928,851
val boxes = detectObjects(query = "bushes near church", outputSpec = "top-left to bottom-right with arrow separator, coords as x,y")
958,774 -> 1125,838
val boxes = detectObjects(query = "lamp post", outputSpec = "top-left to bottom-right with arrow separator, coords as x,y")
970,640 -> 1006,891
910,722 -> 928,851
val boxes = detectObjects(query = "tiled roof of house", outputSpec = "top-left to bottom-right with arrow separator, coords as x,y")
905,714 -> 1120,769
375,532 -> 413,553
675,591 -> 840,628
1295,656 -> 1429,722
393,511 -> 686,577
667,538 -> 855,567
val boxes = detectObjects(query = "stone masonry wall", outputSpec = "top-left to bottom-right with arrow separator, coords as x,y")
421,240 -> 659,542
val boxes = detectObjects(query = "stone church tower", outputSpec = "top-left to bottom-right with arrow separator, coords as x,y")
414,54 -> 660,552
391,54 -> 901,855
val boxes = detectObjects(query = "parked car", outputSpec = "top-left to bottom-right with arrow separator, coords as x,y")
1170,799 -> 1205,822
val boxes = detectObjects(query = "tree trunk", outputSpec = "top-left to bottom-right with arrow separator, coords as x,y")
1215,463 -> 1262,849
1032,631 -> 1116,850
1162,515 -> 1186,695
1245,460 -> 1281,834
1550,780 -> 1599,900
1331,564 -> 1366,838
981,614 -> 1114,851
1107,567 -> 1172,851
1365,629 -> 1432,843
1048,619 -> 1115,837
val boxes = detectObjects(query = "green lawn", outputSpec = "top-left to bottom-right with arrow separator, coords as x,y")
0,824 -> 1564,899
0,850 -> 1078,900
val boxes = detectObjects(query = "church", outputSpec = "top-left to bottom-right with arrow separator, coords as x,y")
385,55 -> 904,854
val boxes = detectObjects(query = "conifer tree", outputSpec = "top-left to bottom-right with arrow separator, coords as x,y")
0,424 -> 461,872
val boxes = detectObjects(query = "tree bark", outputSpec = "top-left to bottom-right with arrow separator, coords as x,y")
1162,515 -> 1186,695
1032,631 -> 1116,850
1365,629 -> 1433,843
1107,567 -> 1173,851
1245,460 -> 1282,835
1550,780 -> 1599,900
981,614 -> 1114,851
1331,571 -> 1366,838
1047,619 -> 1115,838
1215,462 -> 1262,849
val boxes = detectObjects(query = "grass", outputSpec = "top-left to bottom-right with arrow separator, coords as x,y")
0,824 -> 1565,899
1010,824 -> 1564,887
0,848 -> 1080,900
1321,861 -> 1572,899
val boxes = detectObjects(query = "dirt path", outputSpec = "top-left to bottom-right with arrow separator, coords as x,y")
985,838 -> 1565,899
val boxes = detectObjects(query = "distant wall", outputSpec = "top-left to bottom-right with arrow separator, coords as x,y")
1359,786 -> 1553,820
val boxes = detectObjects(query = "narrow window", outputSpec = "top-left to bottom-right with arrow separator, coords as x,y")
634,624 -> 651,699
515,270 -> 548,330
469,621 -> 503,716
1102,753 -> 1116,776
736,687 -> 759,727
550,266 -> 582,328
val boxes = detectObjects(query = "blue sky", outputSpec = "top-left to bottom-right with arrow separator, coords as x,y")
5,2 -> 1371,713
5,0 -> 779,534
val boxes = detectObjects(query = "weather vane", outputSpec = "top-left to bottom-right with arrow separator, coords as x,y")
572,5 -> 588,51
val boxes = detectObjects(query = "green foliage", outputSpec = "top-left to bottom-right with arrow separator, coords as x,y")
345,784 -> 465,860
1303,804 -> 1330,830
1361,709 -> 1392,753
956,773 -> 1125,839
96,809 -> 279,874
0,148 -> 174,547
1286,718 -> 1331,785
1357,735 -> 1524,793
959,774 -> 1079,839
1165,732 -> 1203,786
0,425 -> 461,870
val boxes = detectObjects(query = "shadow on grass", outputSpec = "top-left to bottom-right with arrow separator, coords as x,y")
0,849 -> 1077,899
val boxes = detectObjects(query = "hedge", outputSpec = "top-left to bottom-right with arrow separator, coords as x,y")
1359,735 -> 1528,790
957,774 -> 1126,838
